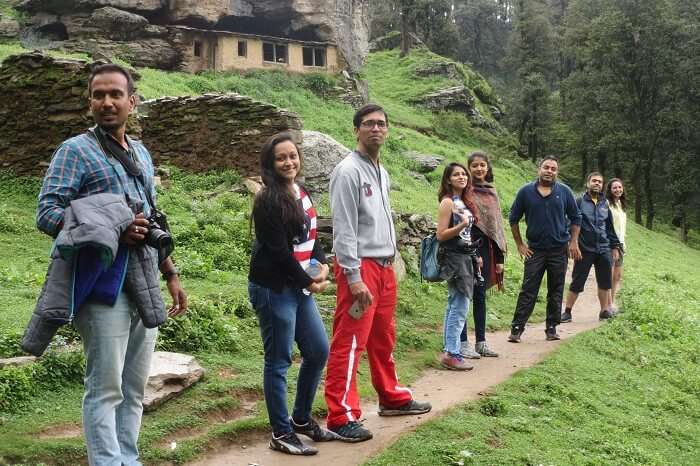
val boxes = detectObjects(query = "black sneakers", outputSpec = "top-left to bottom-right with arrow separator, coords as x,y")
508,329 -> 522,343
329,421 -> 373,442
269,432 -> 318,455
291,417 -> 339,442
378,399 -> 432,417
560,310 -> 573,323
545,328 -> 561,341
599,309 -> 614,320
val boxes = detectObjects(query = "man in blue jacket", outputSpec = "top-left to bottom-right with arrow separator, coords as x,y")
508,156 -> 582,342
561,172 -> 621,322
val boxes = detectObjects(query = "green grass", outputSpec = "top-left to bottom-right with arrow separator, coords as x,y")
367,220 -> 700,466
2,39 -> 696,465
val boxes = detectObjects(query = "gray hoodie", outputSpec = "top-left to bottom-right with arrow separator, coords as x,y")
330,150 -> 396,284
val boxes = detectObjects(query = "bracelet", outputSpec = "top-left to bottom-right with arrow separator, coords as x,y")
162,269 -> 179,280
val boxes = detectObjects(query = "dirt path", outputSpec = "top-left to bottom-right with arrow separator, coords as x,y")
191,269 -> 602,466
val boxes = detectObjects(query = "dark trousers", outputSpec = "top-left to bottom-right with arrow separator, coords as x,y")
461,241 -> 489,343
511,246 -> 567,331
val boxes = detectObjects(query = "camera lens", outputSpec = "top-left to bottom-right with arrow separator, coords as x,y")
147,228 -> 173,249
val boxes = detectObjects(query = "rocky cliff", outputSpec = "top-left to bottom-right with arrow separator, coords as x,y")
16,0 -> 369,71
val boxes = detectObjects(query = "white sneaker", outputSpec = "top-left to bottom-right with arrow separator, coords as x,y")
460,340 -> 481,359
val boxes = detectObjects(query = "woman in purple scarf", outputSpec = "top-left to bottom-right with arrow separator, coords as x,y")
459,151 -> 507,358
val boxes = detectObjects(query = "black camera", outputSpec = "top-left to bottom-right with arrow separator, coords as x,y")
145,210 -> 173,250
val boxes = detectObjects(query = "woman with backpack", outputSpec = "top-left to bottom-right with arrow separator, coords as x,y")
248,132 -> 338,455
436,162 -> 480,371
459,151 -> 507,358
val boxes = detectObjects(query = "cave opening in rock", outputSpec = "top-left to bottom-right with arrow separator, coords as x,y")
36,22 -> 69,42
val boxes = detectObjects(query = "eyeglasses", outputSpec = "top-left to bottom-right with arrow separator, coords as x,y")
359,119 -> 388,129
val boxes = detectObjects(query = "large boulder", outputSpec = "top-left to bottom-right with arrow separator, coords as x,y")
299,130 -> 350,193
412,86 -> 475,114
143,352 -> 204,411
0,14 -> 21,39
139,93 -> 303,175
20,7 -> 183,69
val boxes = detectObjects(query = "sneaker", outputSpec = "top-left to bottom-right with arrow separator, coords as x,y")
460,341 -> 482,359
507,329 -> 522,343
269,432 -> 318,455
378,399 -> 432,417
560,310 -> 572,323
329,421 -> 373,443
475,341 -> 499,357
599,309 -> 614,320
439,352 -> 474,371
608,306 -> 619,316
291,417 -> 339,442
545,328 -> 561,341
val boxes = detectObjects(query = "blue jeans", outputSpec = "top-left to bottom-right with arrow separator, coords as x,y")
248,282 -> 329,436
73,292 -> 157,466
443,282 -> 469,357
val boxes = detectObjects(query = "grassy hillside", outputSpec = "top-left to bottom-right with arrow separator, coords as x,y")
368,222 -> 700,465
1,40 -> 697,466
0,43 -> 544,464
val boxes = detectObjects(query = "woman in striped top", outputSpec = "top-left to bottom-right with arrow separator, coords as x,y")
248,132 -> 338,455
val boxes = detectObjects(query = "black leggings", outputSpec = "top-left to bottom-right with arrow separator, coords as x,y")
461,243 -> 489,343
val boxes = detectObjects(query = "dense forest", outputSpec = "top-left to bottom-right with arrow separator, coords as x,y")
371,0 -> 700,242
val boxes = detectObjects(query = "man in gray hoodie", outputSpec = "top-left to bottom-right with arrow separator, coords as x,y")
324,104 -> 431,442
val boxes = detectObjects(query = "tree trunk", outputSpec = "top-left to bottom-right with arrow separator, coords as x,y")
680,212 -> 688,243
644,158 -> 654,230
581,150 -> 588,186
633,163 -> 643,224
400,6 -> 411,57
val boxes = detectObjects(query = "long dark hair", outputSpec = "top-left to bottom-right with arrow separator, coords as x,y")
467,150 -> 494,183
605,177 -> 626,210
254,132 -> 305,229
438,162 -> 479,224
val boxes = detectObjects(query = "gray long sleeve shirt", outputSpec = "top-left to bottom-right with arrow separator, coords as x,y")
330,151 -> 396,284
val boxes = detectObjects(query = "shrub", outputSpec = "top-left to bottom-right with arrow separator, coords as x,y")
157,295 -> 245,353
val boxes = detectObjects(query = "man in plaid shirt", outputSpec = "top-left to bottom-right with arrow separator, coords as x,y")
37,63 -> 187,466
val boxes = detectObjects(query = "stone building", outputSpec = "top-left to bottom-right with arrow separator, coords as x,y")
175,26 -> 341,74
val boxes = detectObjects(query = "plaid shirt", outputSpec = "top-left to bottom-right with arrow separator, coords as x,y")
37,128 -> 156,238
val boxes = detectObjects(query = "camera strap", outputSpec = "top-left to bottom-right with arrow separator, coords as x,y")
90,126 -> 157,213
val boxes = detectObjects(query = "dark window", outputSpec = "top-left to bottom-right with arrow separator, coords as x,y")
193,40 -> 202,57
314,48 -> 326,67
263,42 -> 288,64
275,44 -> 288,63
302,47 -> 326,67
263,42 -> 275,62
303,47 -> 314,66
237,40 -> 247,57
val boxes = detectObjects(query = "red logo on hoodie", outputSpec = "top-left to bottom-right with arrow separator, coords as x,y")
362,182 -> 373,197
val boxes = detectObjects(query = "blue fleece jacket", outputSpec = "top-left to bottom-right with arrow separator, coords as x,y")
509,181 -> 582,249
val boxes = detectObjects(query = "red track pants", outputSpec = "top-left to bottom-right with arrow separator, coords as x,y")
325,258 -> 413,429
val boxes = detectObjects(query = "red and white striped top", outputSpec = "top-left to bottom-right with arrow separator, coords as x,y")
293,184 -> 317,270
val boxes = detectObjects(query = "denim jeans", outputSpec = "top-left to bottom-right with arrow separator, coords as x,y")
443,282 -> 470,357
73,292 -> 157,466
248,282 -> 329,436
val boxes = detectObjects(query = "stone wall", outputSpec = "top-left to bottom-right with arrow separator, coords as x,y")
0,52 -> 302,177
139,93 -> 303,175
0,52 -> 94,175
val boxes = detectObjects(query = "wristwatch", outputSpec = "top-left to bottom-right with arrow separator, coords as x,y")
162,269 -> 180,280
